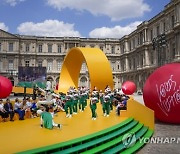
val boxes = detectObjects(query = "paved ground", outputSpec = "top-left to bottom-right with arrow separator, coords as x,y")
133,94 -> 180,154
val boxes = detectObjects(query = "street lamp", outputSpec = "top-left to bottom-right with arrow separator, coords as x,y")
152,33 -> 167,67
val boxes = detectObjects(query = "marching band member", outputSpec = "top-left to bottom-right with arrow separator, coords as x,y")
103,91 -> 111,117
73,90 -> 79,114
79,90 -> 86,112
105,86 -> 113,111
64,91 -> 73,118
90,92 -> 99,120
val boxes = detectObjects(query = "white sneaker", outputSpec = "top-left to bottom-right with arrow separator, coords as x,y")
73,112 -> 77,114
66,114 -> 69,118
69,114 -> 72,118
94,118 -> 96,120
104,113 -> 107,117
92,118 -> 94,120
106,115 -> 109,117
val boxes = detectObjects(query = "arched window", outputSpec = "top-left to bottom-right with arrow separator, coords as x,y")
79,76 -> 88,87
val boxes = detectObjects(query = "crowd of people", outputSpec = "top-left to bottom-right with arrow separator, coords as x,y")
0,85 -> 129,130
0,97 -> 38,122
36,85 -> 129,121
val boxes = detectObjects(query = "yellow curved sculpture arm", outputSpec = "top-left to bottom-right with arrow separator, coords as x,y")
58,47 -> 113,93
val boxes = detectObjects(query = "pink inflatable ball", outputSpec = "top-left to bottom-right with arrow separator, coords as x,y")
122,81 -> 136,95
0,76 -> 13,98
143,63 -> 180,124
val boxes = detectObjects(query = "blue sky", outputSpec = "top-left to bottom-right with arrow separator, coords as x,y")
0,0 -> 170,38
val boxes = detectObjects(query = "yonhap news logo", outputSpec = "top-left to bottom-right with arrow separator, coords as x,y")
122,132 -> 180,148
122,132 -> 136,148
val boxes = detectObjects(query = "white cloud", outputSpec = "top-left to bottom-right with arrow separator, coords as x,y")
4,0 -> 26,6
89,21 -> 142,38
46,0 -> 151,21
0,22 -> 9,31
17,20 -> 81,37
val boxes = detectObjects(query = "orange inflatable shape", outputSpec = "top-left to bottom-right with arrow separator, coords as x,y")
58,47 -> 113,93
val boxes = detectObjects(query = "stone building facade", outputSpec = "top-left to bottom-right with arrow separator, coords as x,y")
0,0 -> 179,91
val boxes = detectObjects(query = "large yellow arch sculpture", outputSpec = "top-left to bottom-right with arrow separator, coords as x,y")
58,47 -> 113,93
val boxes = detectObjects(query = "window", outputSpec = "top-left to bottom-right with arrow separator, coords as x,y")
151,51 -> 154,64
8,60 -> 14,70
111,46 -> 115,54
26,44 -> 29,52
163,22 -> 166,32
140,54 -> 143,66
69,43 -> 75,49
133,39 -> 135,48
138,35 -> 140,45
80,77 -> 87,84
129,41 -> 131,51
9,43 -> 13,51
81,63 -> 86,72
0,60 -> 2,71
38,45 -> 42,53
156,26 -> 160,36
121,45 -> 125,54
171,15 -> 175,28
100,46 -> 103,51
58,45 -> 61,53
150,29 -> 153,41
25,60 -> 30,67
47,61 -> 53,71
117,64 -> 120,70
38,61 -> 42,67
48,44 -> 52,53
129,59 -> 132,70
135,36 -> 137,47
65,43 -> 68,49
111,62 -> 116,71
0,42 -> 1,51
57,61 -> 62,71
140,32 -> 143,45
133,58 -> 136,69
172,43 -> 176,59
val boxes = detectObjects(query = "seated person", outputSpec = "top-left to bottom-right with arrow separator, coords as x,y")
0,99 -> 9,122
38,105 -> 61,130
116,97 -> 128,116
4,98 -> 14,121
25,97 -> 33,118
14,98 -> 25,120
31,98 -> 38,118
